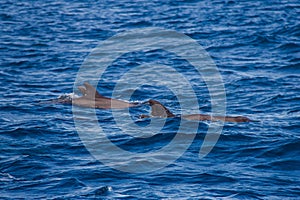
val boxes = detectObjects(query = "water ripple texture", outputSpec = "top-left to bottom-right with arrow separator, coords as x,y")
1,0 -> 299,199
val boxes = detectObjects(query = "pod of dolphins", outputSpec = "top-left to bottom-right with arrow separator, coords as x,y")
57,82 -> 252,123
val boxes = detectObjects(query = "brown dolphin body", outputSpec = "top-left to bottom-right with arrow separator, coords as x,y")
141,99 -> 252,123
59,82 -> 138,109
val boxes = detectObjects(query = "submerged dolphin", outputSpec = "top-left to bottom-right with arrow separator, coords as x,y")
141,99 -> 252,123
57,82 -> 138,109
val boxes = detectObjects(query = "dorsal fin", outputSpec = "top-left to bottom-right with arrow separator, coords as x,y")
148,99 -> 175,118
78,86 -> 87,96
78,82 -> 106,99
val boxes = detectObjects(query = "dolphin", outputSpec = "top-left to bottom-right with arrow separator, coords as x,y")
56,82 -> 138,109
141,99 -> 252,123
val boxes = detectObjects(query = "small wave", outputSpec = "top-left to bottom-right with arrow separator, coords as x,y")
0,172 -> 19,181
58,93 -> 79,100
38,93 -> 78,104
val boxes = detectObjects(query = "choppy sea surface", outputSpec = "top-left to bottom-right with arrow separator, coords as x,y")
1,0 -> 300,199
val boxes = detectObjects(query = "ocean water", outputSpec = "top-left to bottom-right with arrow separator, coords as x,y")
1,0 -> 300,199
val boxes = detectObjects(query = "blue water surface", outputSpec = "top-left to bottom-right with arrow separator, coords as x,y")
1,0 -> 300,199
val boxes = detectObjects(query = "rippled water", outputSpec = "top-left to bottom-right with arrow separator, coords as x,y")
1,0 -> 300,199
